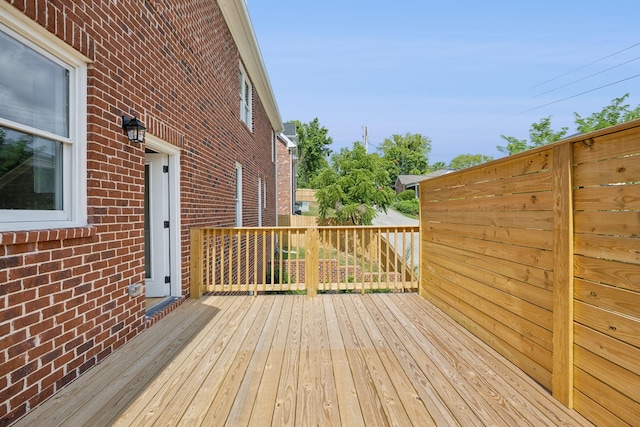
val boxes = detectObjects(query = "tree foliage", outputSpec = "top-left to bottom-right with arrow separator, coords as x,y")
449,153 -> 493,170
377,132 -> 431,185
292,118 -> 332,188
0,129 -> 33,175
496,94 -> 640,157
427,161 -> 447,172
497,116 -> 568,156
313,142 -> 395,225
574,93 -> 640,133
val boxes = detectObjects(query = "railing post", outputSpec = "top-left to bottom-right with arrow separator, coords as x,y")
552,142 -> 574,407
305,227 -> 319,297
190,228 -> 203,299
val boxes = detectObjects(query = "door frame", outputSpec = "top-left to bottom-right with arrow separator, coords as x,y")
145,134 -> 181,298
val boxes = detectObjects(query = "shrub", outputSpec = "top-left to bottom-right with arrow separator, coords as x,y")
397,189 -> 416,201
265,267 -> 289,284
394,198 -> 419,216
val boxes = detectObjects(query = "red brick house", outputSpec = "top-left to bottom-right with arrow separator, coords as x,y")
0,0 -> 282,423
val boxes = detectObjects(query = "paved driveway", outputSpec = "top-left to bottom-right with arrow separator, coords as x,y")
372,208 -> 418,227
373,208 -> 420,269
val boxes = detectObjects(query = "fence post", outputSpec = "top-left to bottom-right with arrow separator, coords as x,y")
190,228 -> 203,299
305,227 -> 319,297
552,142 -> 574,407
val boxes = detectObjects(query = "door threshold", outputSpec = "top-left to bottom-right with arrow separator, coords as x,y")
145,296 -> 180,318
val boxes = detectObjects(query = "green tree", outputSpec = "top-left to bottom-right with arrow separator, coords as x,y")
530,116 -> 569,148
497,116 -> 568,155
449,153 -> 493,170
292,118 -> 333,188
428,161 -> 447,171
377,132 -> 431,185
313,142 -> 395,225
0,129 -> 33,174
574,93 -> 640,133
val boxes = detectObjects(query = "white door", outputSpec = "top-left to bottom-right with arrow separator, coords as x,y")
145,153 -> 171,297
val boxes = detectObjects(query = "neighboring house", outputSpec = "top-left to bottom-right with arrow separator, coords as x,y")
395,169 -> 456,196
276,122 -> 298,217
0,0 -> 282,423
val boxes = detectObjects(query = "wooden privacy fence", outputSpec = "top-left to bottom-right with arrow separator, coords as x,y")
190,225 -> 419,298
419,120 -> 640,426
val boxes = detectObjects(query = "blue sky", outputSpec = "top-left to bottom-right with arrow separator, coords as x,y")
247,1 -> 640,164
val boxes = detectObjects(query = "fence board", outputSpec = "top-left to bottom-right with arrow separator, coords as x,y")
422,241 -> 553,290
423,210 -> 554,230
421,171 -> 552,201
421,276 -> 552,388
425,247 -> 553,310
574,345 -> 640,415
573,128 -> 640,164
420,149 -> 552,197
574,211 -> 640,237
425,260 -> 553,341
423,230 -> 555,270
573,389 -> 627,427
574,183 -> 640,211
575,233 -> 640,265
425,221 -> 553,250
574,153 -> 640,187
574,278 -> 640,319
574,368 -> 640,426
574,323 -> 639,376
574,300 -> 640,348
423,191 -> 553,213
574,255 -> 640,292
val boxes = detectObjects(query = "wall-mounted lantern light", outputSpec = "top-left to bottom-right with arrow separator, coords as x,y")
122,115 -> 146,143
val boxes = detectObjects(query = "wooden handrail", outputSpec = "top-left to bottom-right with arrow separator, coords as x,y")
190,225 -> 420,297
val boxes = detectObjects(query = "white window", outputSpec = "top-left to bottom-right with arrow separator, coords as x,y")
235,163 -> 242,227
0,16 -> 87,231
239,64 -> 252,130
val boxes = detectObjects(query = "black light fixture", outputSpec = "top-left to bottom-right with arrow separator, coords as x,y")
122,115 -> 146,143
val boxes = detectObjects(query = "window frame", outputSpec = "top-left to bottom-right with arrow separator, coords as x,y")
239,63 -> 252,130
257,177 -> 262,227
235,162 -> 243,227
0,10 -> 87,231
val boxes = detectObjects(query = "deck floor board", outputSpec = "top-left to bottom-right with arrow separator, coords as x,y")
16,294 -> 593,427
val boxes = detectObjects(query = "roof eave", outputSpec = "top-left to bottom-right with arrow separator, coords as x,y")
218,0 -> 283,133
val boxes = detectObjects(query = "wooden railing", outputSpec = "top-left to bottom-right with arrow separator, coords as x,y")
190,225 -> 419,298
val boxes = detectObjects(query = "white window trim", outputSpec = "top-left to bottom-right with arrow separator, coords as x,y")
257,177 -> 262,227
239,63 -> 252,130
235,162 -> 243,227
0,10 -> 88,232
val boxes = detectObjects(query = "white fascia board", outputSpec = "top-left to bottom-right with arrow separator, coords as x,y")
218,0 -> 283,133
279,133 -> 296,149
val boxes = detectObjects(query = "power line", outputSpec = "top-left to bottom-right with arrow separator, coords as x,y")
532,55 -> 640,99
521,73 -> 640,114
529,42 -> 640,89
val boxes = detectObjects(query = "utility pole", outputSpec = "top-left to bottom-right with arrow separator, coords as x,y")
362,125 -> 368,152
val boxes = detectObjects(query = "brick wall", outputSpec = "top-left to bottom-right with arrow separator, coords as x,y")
277,137 -> 292,215
0,0 -> 277,424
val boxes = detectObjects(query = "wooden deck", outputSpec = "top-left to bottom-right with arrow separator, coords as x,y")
16,294 -> 592,426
